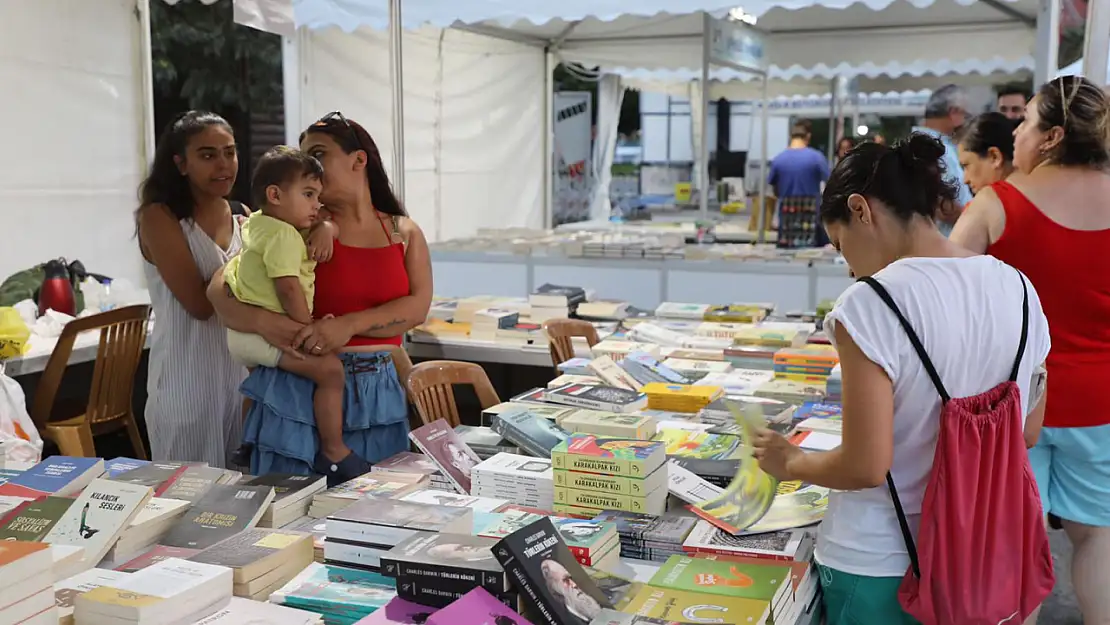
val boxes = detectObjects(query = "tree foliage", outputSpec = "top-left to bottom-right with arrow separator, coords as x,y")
150,0 -> 281,112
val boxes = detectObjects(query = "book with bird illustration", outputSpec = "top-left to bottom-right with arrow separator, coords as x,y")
43,478 -> 153,564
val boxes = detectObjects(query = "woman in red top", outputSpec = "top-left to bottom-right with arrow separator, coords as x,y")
207,113 -> 432,485
952,76 -> 1110,623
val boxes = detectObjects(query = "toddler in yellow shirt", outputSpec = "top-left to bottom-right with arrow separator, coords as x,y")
225,146 -> 366,481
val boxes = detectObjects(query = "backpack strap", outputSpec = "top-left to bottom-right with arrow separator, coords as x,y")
857,275 -> 933,580
1008,271 -> 1030,383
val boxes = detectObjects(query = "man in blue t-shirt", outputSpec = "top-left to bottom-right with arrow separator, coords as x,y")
768,121 -> 831,245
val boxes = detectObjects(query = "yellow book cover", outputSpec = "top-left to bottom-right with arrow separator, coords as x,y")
625,586 -> 771,624
641,383 -> 722,401
79,587 -> 164,608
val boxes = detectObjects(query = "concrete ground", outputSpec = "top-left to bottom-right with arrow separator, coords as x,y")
1042,529 -> 1082,624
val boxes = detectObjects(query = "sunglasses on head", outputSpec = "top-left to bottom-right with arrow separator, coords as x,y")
313,111 -> 365,152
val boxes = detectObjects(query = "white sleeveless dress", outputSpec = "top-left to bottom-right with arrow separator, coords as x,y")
142,218 -> 246,468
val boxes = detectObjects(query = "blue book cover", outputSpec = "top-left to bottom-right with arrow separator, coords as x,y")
0,456 -> 104,498
273,562 -> 397,616
0,468 -> 24,486
794,402 -> 842,423
102,457 -> 150,478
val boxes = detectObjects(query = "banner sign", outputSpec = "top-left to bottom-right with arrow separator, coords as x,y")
708,18 -> 765,71
553,92 -> 593,225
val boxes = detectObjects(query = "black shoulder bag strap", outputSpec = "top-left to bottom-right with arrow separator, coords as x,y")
857,276 -> 950,579
1008,271 -> 1030,384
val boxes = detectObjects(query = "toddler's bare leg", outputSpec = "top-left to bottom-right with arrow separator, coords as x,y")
278,353 -> 350,462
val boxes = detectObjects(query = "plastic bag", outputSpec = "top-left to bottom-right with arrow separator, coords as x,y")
0,307 -> 30,359
0,363 -> 43,465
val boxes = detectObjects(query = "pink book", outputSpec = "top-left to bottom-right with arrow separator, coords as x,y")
427,588 -> 534,625
408,419 -> 481,494
355,597 -> 440,625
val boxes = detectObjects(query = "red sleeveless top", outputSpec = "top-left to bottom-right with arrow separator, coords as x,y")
313,217 -> 410,347
987,180 -> 1110,427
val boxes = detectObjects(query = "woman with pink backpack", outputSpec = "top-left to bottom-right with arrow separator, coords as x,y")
754,133 -> 1054,625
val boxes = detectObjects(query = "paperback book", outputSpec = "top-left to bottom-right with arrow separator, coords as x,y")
410,419 -> 482,494
490,407 -> 572,458
43,478 -> 153,564
425,587 -> 534,625
380,532 -> 506,593
551,435 -> 666,479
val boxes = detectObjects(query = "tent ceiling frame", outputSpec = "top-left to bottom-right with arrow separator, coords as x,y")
980,0 -> 1037,26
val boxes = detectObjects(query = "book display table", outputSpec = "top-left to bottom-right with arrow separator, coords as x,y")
431,250 -> 850,313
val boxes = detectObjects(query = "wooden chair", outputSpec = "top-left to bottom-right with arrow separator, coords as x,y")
406,360 -> 500,428
30,305 -> 151,458
542,318 -> 600,372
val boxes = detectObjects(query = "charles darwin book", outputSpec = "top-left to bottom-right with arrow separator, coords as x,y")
491,407 -> 572,458
396,576 -> 518,609
43,478 -> 153,564
410,419 -> 482,494
101,457 -> 149,478
551,434 -> 666,478
189,527 -> 313,583
545,383 -> 648,414
357,596 -> 440,625
588,608 -> 703,625
328,498 -> 472,546
380,532 -> 506,592
650,555 -> 792,605
622,586 -> 770,624
0,456 -> 104,498
0,495 -> 73,541
493,517 -> 612,625
427,587 -> 535,625
557,410 -> 657,440
159,484 -> 275,550
270,562 -> 398,615
54,568 -> 131,625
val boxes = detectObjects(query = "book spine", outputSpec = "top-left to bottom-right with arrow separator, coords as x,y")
492,553 -> 560,625
397,576 -> 517,609
381,557 -> 506,594
550,454 -> 632,477
553,469 -> 653,497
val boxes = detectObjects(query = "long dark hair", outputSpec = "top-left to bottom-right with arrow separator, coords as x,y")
137,111 -> 232,222
821,134 -> 958,224
300,114 -> 406,216
957,112 -> 1019,162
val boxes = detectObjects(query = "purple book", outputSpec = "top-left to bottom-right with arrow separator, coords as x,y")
428,588 -> 534,625
355,597 -> 440,625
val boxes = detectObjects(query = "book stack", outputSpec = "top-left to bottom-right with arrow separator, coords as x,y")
324,499 -> 472,572
697,396 -> 794,431
641,383 -> 723,414
400,490 -> 510,513
0,542 -> 55,624
271,562 -> 398,623
54,569 -> 131,625
753,379 -> 826,405
489,407 -> 571,458
0,456 -> 104,499
104,497 -> 192,563
703,304 -> 771,323
308,472 -> 429,518
555,410 -> 657,440
586,355 -> 643,391
186,597 -> 324,624
410,420 -> 483,494
793,402 -> 842,435
43,477 -> 154,566
773,346 -> 839,385
471,308 -> 521,341
474,509 -> 546,540
243,474 -> 328,528
682,520 -> 814,563
281,517 -> 327,563
381,532 -> 516,608
694,369 -> 775,395
189,528 -> 315,600
492,517 -> 613,625
551,434 -> 667,517
618,351 -> 690,386
471,453 -> 554,510
657,358 -> 732,382
592,510 -> 698,563
556,357 -> 593,376
75,557 -> 233,624
654,302 -> 709,320
733,326 -> 808,349
373,451 -> 455,492
528,283 -> 586,322
591,340 -> 661,362
552,517 -> 619,568
544,383 -> 648,414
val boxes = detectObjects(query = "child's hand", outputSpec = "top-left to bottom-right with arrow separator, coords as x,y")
306,224 -> 335,262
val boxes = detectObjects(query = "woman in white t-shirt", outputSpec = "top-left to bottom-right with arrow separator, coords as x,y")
753,134 -> 1051,625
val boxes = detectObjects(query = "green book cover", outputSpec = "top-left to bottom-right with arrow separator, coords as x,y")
624,585 -> 771,624
551,434 -> 665,478
649,555 -> 791,603
0,496 -> 73,541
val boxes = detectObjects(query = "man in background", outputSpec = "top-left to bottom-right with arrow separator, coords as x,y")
996,84 -> 1030,120
767,120 -> 831,245
911,84 -> 973,236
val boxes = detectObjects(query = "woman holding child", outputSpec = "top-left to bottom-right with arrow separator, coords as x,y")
208,112 -> 433,485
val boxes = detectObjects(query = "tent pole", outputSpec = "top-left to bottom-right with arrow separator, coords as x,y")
544,51 -> 555,228
1083,0 -> 1110,86
699,14 -> 711,220
388,0 -> 406,201
1034,0 -> 1060,86
756,74 -> 769,244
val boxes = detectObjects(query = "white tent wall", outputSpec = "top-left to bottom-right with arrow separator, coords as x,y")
291,26 -> 545,242
0,0 -> 150,284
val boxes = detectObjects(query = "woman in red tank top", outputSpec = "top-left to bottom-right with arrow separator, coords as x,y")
952,76 -> 1110,624
208,112 -> 433,486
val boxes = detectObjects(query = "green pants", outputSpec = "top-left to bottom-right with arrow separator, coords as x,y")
817,564 -> 921,625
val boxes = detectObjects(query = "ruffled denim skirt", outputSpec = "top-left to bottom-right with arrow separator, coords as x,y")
239,351 -> 410,475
